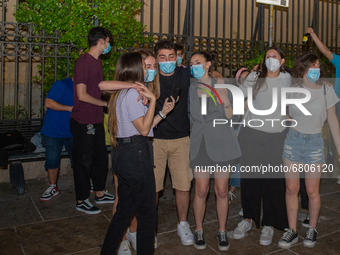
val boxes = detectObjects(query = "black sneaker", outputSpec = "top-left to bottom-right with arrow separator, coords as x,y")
217,231 -> 230,251
194,230 -> 206,250
76,199 -> 101,214
40,185 -> 59,201
302,213 -> 309,227
95,191 -> 115,204
278,228 -> 299,249
303,227 -> 317,248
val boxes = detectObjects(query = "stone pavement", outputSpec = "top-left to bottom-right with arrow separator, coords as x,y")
0,171 -> 339,255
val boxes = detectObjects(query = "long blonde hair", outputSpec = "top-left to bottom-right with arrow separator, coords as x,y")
137,49 -> 161,99
108,52 -> 144,147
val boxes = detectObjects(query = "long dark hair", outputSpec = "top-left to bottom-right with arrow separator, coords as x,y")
191,51 -> 213,63
291,53 -> 324,87
108,52 -> 144,147
252,46 -> 288,99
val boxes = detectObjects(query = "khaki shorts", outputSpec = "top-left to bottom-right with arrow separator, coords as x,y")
153,136 -> 192,192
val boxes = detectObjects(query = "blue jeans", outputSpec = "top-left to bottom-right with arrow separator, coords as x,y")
101,136 -> 156,255
283,128 -> 324,164
42,135 -> 73,169
229,163 -> 241,188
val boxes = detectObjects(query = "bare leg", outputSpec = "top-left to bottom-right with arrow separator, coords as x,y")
193,178 -> 210,230
176,189 -> 190,223
47,168 -> 59,185
214,177 -> 229,231
96,190 -> 105,197
284,158 -> 301,232
305,166 -> 322,229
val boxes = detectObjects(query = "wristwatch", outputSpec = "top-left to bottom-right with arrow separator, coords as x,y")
224,104 -> 231,109
159,111 -> 166,119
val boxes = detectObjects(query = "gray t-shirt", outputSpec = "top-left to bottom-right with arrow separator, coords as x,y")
288,84 -> 339,134
240,71 -> 292,133
116,88 -> 153,138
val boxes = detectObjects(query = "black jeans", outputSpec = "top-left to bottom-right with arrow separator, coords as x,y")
70,118 -> 108,201
101,136 -> 156,255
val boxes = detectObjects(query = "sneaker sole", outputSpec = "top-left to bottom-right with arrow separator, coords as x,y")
194,243 -> 206,250
303,240 -> 316,248
40,191 -> 59,201
302,222 -> 309,228
233,233 -> 245,239
95,199 -> 115,204
76,207 -> 101,214
260,239 -> 272,246
218,243 -> 230,251
278,237 -> 298,249
177,233 -> 194,246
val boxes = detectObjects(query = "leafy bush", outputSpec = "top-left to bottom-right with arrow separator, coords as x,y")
15,0 -> 151,94
3,105 -> 29,120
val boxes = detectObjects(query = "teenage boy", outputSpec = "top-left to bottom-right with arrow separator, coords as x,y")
40,77 -> 74,201
175,43 -> 185,67
70,27 -> 115,214
153,40 -> 194,245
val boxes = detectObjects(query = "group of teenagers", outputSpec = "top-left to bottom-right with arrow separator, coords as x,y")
40,26 -> 340,255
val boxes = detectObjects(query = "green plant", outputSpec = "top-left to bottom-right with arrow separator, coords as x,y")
3,105 -> 29,120
15,0 -> 152,94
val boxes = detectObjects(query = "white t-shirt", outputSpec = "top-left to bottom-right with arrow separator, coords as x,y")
240,71 -> 292,133
288,84 -> 339,134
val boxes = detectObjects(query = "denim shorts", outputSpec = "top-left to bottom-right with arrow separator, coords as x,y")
282,128 -> 324,164
42,135 -> 73,169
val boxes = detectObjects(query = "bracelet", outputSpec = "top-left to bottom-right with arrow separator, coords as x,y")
224,104 -> 231,109
159,111 -> 166,119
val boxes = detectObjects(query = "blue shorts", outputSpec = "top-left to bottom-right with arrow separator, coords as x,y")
42,135 -> 73,169
282,128 -> 324,164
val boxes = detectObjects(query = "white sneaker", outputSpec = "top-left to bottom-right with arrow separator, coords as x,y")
154,236 -> 158,249
177,221 -> 194,245
125,228 -> 137,251
118,240 -> 131,255
125,229 -> 157,250
233,219 -> 252,239
228,191 -> 236,204
239,208 -> 244,216
260,226 -> 274,246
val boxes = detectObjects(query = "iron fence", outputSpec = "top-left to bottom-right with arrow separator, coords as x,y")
1,0 -> 340,121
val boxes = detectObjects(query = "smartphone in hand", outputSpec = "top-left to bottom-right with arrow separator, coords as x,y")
170,85 -> 181,102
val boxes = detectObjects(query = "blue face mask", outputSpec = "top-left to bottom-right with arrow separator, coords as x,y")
144,69 -> 157,83
102,42 -> 111,55
177,57 -> 183,66
159,61 -> 176,74
306,68 -> 320,83
190,64 -> 206,79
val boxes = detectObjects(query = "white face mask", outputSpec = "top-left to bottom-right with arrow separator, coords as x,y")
265,57 -> 281,72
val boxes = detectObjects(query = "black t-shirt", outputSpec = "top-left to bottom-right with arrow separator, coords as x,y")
154,67 -> 191,139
